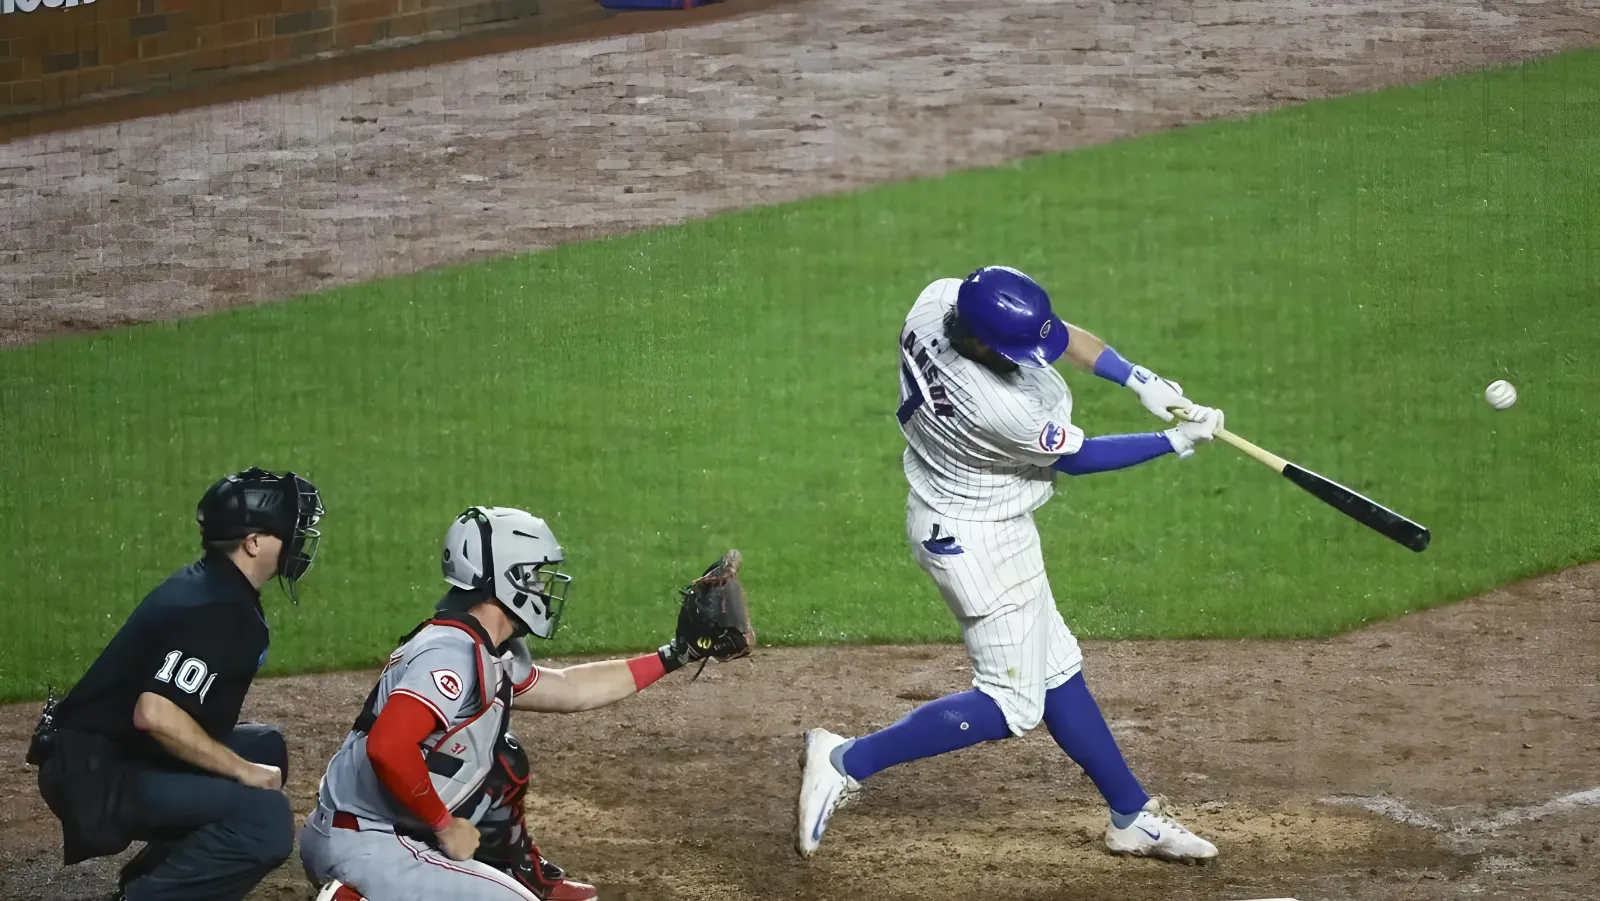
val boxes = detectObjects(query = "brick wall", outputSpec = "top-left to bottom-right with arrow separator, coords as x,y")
0,0 -> 615,121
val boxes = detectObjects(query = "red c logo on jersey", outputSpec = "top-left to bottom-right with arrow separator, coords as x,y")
431,669 -> 464,701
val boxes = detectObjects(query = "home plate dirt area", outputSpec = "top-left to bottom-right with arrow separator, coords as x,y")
3,1 -> 1599,900
1,566 -> 1595,901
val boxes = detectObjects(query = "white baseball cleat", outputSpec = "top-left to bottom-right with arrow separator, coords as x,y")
1104,797 -> 1218,862
795,727 -> 861,858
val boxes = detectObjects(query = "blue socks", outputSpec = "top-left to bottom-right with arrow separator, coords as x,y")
832,689 -> 1010,782
1044,673 -> 1150,821
830,676 -> 1150,825
825,678 -> 1152,832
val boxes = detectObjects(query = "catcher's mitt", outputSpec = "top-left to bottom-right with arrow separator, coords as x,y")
667,550 -> 755,679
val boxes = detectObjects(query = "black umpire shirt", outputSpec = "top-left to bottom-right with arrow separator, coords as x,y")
52,550 -> 270,770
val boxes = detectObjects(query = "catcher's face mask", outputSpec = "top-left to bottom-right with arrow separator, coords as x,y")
504,561 -> 572,639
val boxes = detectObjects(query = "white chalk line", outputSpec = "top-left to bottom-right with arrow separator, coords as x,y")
1319,787 -> 1600,836
1472,786 -> 1600,832
1320,795 -> 1447,830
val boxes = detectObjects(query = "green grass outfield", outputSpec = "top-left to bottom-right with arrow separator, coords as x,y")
2,51 -> 1597,702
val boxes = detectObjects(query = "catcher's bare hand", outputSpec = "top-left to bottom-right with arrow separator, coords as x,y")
435,817 -> 480,861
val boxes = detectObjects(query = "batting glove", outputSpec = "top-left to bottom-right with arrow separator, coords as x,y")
1125,366 -> 1194,423
1162,405 -> 1224,458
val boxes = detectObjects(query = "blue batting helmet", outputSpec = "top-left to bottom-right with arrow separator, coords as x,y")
954,266 -> 1068,368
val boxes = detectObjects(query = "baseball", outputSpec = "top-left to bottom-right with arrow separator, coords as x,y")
1484,379 -> 1517,410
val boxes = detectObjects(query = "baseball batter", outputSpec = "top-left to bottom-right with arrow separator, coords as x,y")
797,266 -> 1223,862
302,506 -> 753,901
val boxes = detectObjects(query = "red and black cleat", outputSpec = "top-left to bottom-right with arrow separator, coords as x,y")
507,853 -> 599,901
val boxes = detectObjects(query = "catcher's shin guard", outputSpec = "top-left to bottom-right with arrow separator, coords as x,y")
476,732 -> 599,901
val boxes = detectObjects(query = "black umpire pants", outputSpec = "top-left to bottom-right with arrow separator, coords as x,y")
117,723 -> 294,901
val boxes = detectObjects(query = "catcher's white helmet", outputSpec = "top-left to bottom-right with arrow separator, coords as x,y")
441,506 -> 572,639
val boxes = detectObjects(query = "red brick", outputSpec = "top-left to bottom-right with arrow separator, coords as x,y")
128,14 -> 169,37
291,29 -> 332,55
12,79 -> 43,105
265,34 -> 298,60
386,11 -> 427,36
333,20 -> 375,47
272,9 -> 328,33
191,46 -> 227,69
518,5 -> 608,33
0,84 -> 13,107
77,64 -> 114,95
102,39 -> 141,65
423,7 -> 458,31
41,72 -> 80,108
42,52 -> 80,74
164,0 -> 190,10
221,19 -> 257,43
154,30 -> 197,55
112,60 -> 149,86
187,66 -> 225,87
223,0 -> 278,17
0,61 -> 23,82
44,27 -> 78,55
239,39 -> 272,64
189,0 -> 224,24
3,11 -> 58,38
95,0 -> 144,20
148,53 -> 193,75
338,0 -> 395,22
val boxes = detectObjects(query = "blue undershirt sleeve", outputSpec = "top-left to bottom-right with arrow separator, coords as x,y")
1050,432 -> 1175,475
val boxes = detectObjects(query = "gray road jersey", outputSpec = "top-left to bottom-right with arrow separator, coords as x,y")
315,617 -> 520,833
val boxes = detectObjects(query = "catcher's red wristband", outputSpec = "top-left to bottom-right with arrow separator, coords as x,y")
628,653 -> 667,691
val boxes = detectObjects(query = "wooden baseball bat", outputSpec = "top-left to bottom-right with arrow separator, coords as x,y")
1212,426 -> 1431,553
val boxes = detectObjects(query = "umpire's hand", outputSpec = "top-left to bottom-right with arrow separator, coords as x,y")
236,762 -> 283,791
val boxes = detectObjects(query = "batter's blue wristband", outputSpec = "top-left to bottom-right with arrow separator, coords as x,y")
1093,347 -> 1135,385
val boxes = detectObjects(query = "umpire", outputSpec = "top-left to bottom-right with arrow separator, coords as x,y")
27,466 -> 326,901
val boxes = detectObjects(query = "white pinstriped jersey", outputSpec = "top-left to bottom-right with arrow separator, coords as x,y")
898,279 -> 1085,522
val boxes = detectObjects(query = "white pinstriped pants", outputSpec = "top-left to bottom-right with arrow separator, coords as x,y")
906,493 -> 1083,735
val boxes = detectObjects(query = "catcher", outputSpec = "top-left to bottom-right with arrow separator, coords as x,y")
299,505 -> 753,901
